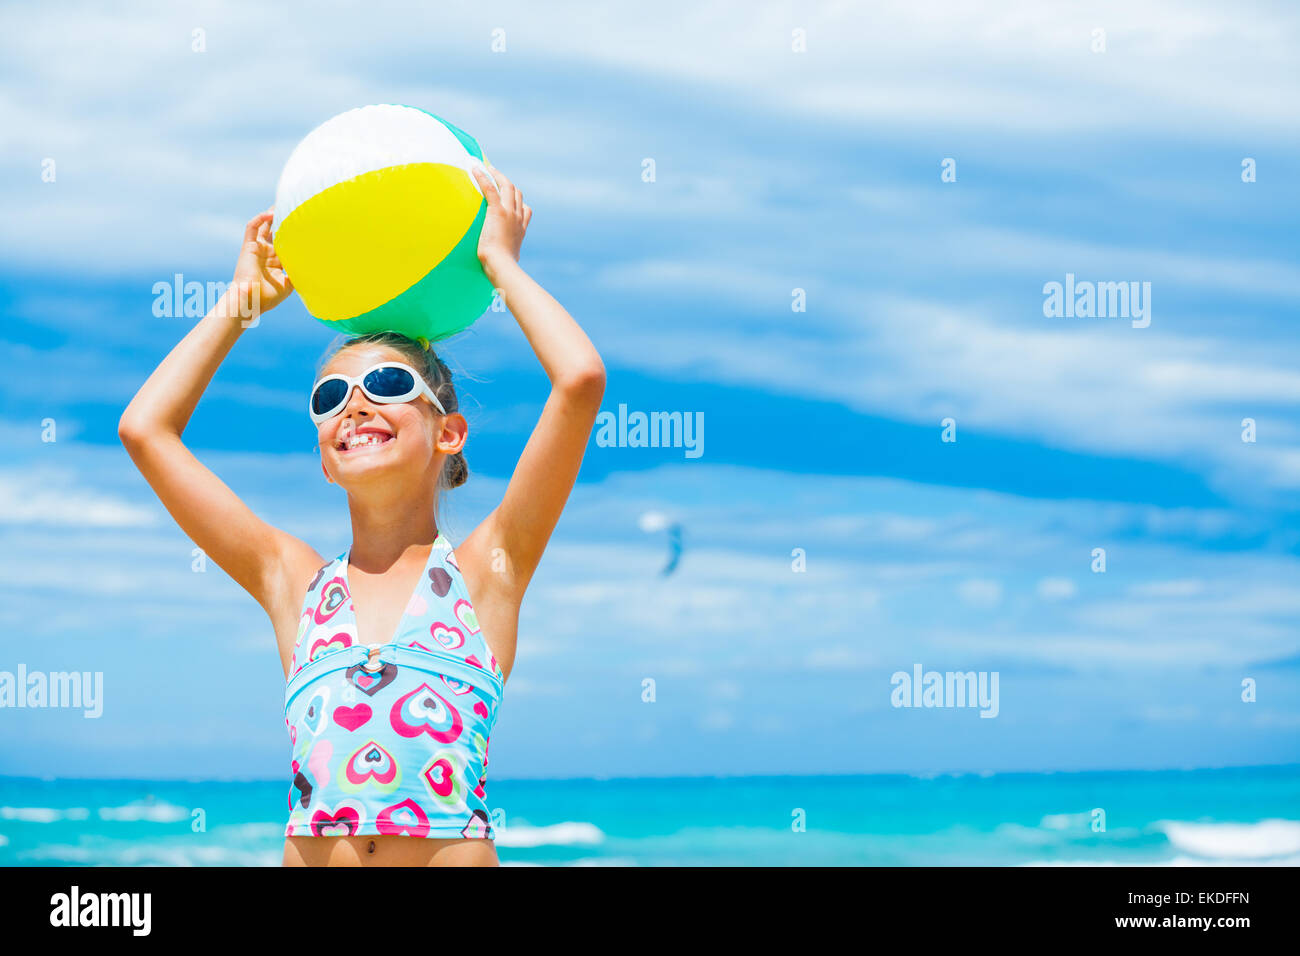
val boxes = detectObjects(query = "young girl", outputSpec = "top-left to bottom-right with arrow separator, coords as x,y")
119,165 -> 605,866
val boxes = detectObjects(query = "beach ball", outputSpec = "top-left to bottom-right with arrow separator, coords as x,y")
271,104 -> 496,341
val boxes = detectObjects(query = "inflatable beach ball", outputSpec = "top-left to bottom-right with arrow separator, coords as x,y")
271,104 -> 496,341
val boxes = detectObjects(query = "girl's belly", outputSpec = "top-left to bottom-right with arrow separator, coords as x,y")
283,834 -> 499,867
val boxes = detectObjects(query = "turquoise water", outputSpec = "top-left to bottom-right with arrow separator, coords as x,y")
1,765 -> 1297,866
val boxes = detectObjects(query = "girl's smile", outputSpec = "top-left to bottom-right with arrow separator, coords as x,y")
336,424 -> 396,454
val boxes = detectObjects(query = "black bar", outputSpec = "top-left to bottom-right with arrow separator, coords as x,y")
0,864 -> 1283,941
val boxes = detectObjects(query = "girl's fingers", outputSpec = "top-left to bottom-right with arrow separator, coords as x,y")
243,214 -> 268,244
524,205 -> 532,228
472,165 -> 499,203
497,181 -> 515,214
489,165 -> 517,211
474,162 -> 528,225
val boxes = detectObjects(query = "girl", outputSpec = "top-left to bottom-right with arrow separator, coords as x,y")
119,164 -> 605,866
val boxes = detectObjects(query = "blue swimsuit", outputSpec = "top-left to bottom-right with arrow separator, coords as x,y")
283,532 -> 505,840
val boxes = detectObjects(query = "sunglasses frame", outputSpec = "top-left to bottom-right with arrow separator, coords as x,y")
309,361 -> 446,425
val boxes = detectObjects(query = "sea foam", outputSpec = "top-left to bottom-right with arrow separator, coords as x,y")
1156,819 -> 1300,860
494,821 -> 605,848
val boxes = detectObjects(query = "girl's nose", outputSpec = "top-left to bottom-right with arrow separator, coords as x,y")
342,386 -> 371,415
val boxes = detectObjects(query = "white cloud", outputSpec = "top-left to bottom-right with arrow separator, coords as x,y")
698,708 -> 734,731
3,0 -> 1297,275
1128,579 -> 1205,599
593,294 -> 1300,495
0,469 -> 156,527
709,680 -> 742,701
1037,578 -> 1078,601
957,578 -> 1003,608
5,1 -> 1296,510
806,646 -> 877,671
940,632 -> 1235,668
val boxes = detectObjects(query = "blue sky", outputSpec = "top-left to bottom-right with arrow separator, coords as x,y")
1,0 -> 1298,780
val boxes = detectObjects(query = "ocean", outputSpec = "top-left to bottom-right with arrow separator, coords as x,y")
1,765 -> 1297,866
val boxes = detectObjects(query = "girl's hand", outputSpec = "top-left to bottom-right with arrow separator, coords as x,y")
471,162 -> 532,278
231,209 -> 293,317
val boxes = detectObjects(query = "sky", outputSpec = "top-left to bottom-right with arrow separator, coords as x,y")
1,0 -> 1298,781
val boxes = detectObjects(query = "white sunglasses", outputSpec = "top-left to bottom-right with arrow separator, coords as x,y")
309,362 -> 446,425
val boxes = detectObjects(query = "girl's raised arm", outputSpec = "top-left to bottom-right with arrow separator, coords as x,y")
118,211 -> 323,624
464,165 -> 606,603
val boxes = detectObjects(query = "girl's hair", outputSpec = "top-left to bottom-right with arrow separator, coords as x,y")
316,330 -> 469,500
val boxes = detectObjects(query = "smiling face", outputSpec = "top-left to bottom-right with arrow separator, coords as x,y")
314,344 -> 464,492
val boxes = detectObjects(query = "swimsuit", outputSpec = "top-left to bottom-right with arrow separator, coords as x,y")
283,532 -> 505,840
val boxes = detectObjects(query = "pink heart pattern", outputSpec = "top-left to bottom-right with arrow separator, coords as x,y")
376,798 -> 430,838
333,703 -> 372,732
390,683 -> 463,743
308,802 -> 364,837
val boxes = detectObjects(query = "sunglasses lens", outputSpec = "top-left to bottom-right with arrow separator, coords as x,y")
311,379 -> 349,417
364,365 -> 417,399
